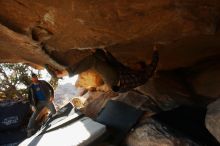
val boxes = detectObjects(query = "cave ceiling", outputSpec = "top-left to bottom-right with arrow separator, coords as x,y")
0,0 -> 220,70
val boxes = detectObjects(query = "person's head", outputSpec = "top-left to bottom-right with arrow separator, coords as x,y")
31,73 -> 38,83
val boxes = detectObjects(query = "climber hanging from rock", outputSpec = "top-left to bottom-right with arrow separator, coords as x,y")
47,46 -> 159,93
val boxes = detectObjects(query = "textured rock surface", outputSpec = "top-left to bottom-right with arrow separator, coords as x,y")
116,91 -> 161,114
82,91 -> 118,118
1,0 -> 220,70
136,71 -> 192,110
126,118 -> 200,146
206,98 -> 220,143
83,90 -> 161,118
1,2 -> 220,144
0,23 -> 65,70
1,0 -> 220,104
188,60 -> 220,99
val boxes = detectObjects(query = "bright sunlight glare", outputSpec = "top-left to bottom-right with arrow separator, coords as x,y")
38,69 -> 78,85
58,75 -> 78,85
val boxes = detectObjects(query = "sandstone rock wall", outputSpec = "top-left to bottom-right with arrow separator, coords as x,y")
1,0 -> 220,70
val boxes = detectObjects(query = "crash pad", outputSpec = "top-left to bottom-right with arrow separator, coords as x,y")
19,117 -> 106,146
19,102 -> 106,146
0,101 -> 31,131
95,100 -> 144,145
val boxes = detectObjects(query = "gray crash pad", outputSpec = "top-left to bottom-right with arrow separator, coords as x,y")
19,117 -> 106,146
95,100 -> 144,145
19,103 -> 106,146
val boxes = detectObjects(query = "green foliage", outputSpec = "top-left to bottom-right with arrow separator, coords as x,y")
0,63 -> 57,100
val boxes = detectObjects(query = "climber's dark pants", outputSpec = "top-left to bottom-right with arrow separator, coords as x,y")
67,50 -> 119,87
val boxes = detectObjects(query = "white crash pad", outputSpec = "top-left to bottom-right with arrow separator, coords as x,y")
19,117 -> 106,146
